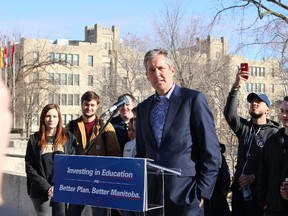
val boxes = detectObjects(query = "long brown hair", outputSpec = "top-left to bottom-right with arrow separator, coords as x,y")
38,103 -> 67,149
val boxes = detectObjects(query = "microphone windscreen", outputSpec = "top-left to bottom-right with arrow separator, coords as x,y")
123,95 -> 131,104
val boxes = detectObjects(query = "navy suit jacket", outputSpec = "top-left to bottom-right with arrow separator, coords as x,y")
136,84 -> 220,214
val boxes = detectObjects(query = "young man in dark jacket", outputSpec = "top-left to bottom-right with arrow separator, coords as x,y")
224,68 -> 279,216
257,96 -> 288,216
66,91 -> 121,216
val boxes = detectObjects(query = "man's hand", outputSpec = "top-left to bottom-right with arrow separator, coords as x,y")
199,197 -> 204,208
48,186 -> 54,198
239,175 -> 255,187
234,69 -> 249,87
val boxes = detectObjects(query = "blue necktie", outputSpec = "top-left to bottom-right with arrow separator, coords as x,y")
150,96 -> 169,146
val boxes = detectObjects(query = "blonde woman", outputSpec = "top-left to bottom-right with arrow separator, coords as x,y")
25,104 -> 77,216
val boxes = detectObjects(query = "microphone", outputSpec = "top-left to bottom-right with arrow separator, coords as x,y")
100,95 -> 131,118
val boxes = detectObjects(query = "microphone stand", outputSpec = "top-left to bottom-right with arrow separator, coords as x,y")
83,109 -> 118,155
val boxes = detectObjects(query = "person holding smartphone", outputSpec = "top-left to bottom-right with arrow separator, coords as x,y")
224,63 -> 279,216
257,96 -> 288,215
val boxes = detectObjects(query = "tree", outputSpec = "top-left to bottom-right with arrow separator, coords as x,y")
102,33 -> 153,104
150,1 -> 256,174
8,37 -> 73,137
152,0 -> 233,139
212,0 -> 288,93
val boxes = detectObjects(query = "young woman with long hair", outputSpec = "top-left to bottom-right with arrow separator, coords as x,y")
25,103 -> 77,216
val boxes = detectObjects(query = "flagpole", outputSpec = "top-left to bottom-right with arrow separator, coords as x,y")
4,36 -> 8,85
12,35 -> 16,129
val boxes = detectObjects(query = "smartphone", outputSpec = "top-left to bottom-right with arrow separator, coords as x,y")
240,63 -> 249,79
241,63 -> 249,71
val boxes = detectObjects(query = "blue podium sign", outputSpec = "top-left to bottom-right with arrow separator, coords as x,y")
53,155 -> 146,212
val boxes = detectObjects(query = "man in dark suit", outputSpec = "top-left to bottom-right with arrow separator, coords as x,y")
136,49 -> 220,216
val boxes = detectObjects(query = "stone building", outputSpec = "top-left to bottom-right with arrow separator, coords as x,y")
5,24 -> 285,136
11,24 -> 149,134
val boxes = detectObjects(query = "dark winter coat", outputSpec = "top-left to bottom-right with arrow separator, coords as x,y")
223,88 -> 279,199
257,128 -> 288,213
25,131 -> 77,200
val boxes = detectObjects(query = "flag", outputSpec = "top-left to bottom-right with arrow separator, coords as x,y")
0,38 -> 3,68
11,36 -> 16,65
3,37 -> 8,69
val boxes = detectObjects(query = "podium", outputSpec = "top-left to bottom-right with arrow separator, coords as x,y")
53,155 -> 181,215
145,162 -> 181,215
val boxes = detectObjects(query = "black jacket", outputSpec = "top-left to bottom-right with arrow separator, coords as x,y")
257,128 -> 288,213
25,131 -> 77,200
224,88 -> 278,197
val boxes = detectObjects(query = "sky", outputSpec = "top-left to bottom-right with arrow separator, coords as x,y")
0,0 -> 221,40
1,0 -> 268,59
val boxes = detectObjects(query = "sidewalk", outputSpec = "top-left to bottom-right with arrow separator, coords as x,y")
2,139 -> 93,215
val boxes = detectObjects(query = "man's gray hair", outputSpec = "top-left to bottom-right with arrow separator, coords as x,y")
143,49 -> 174,70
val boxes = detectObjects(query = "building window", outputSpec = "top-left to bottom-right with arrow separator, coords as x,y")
257,67 -> 261,76
88,75 -> 93,86
48,73 -> 54,83
67,54 -> 72,65
74,94 -> 80,106
32,114 -> 39,126
260,67 -> 265,77
251,83 -> 256,92
61,53 -> 67,65
49,52 -> 54,62
68,94 -> 73,105
251,67 -> 256,76
61,94 -> 67,105
55,94 -> 61,105
33,52 -> 39,62
260,83 -> 265,93
74,74 -> 80,86
271,68 -> 275,77
62,114 -> 67,125
73,54 -> 79,66
88,55 -> 93,67
55,53 -> 60,63
67,114 -> 73,123
246,83 -> 252,92
68,74 -> 73,85
105,42 -> 111,50
54,73 -> 60,85
102,66 -> 110,79
60,73 -> 67,85
48,93 -> 54,104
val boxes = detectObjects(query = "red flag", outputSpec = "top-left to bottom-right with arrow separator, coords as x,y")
3,38 -> 8,69
0,38 -> 3,68
11,40 -> 16,65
